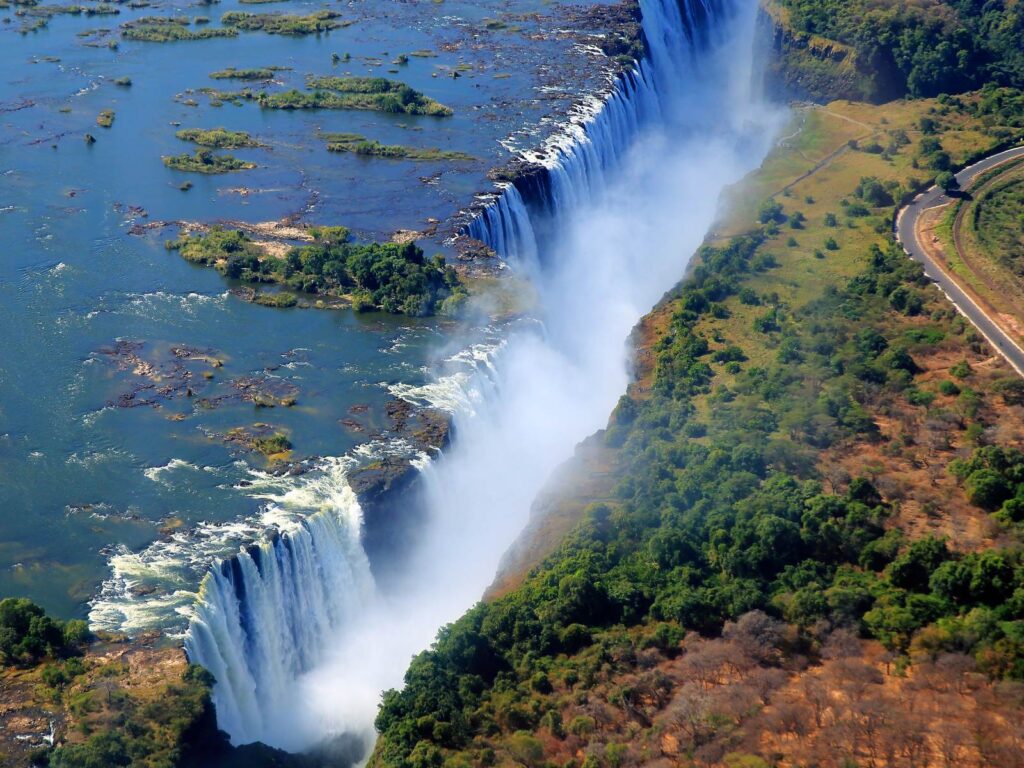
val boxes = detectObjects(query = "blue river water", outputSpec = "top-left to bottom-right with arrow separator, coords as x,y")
0,0 -> 618,618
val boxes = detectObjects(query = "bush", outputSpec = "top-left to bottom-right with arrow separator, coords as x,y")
0,599 -> 86,666
758,199 -> 784,224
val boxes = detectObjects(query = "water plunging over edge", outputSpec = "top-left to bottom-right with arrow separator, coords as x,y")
182,0 -> 785,756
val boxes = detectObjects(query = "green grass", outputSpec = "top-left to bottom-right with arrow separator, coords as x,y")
974,169 -> 1024,271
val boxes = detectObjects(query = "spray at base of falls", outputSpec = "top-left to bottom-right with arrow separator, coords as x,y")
185,0 -> 784,757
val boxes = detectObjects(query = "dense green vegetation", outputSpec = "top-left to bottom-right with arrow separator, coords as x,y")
252,76 -> 452,116
175,127 -> 261,148
253,432 -> 292,455
372,223 -> 1024,765
167,226 -> 466,316
162,150 -> 255,173
0,598 -> 88,666
48,664 -> 215,768
324,133 -> 474,161
776,0 -> 1024,100
121,16 -> 237,41
220,10 -> 343,35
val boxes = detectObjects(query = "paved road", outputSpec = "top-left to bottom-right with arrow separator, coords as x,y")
895,145 -> 1024,376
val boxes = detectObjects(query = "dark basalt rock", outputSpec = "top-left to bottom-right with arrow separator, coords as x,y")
349,399 -> 452,584
564,0 -> 646,63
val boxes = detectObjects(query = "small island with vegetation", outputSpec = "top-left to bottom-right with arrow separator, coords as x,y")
162,149 -> 255,173
188,76 -> 452,116
209,66 -> 287,80
323,132 -> 475,162
121,15 -> 237,42
220,10 -> 345,36
166,225 -> 467,316
175,127 -> 262,148
258,76 -> 452,116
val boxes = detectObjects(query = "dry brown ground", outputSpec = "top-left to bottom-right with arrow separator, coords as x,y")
0,635 -> 187,766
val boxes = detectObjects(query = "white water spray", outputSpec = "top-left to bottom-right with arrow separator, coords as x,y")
186,0 -> 784,758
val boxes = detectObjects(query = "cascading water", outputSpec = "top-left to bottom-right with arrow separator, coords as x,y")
184,459 -> 375,747
186,0 -> 783,759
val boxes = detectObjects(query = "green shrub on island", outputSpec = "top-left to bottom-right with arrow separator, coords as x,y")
162,149 -> 255,173
259,85 -> 451,117
252,291 -> 297,308
95,109 -> 114,127
18,4 -> 119,18
253,432 -> 292,455
113,75 -> 131,86
325,134 -> 475,161
209,66 -> 284,80
190,77 -> 452,116
175,127 -> 261,148
196,87 -> 256,106
220,9 -> 343,35
0,598 -> 89,666
166,226 -> 466,316
255,76 -> 452,116
168,227 -> 264,268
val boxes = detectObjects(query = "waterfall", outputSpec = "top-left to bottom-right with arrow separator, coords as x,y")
465,0 -> 738,263
185,461 -> 375,749
185,0 -> 780,757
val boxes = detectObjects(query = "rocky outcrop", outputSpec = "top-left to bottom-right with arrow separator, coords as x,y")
349,401 -> 451,584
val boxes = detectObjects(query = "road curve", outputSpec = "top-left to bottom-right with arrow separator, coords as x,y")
895,144 -> 1024,377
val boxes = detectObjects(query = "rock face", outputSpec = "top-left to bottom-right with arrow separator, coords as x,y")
758,2 -> 873,103
348,400 -> 452,585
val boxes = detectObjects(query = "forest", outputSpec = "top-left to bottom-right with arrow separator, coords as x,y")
776,0 -> 1024,100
